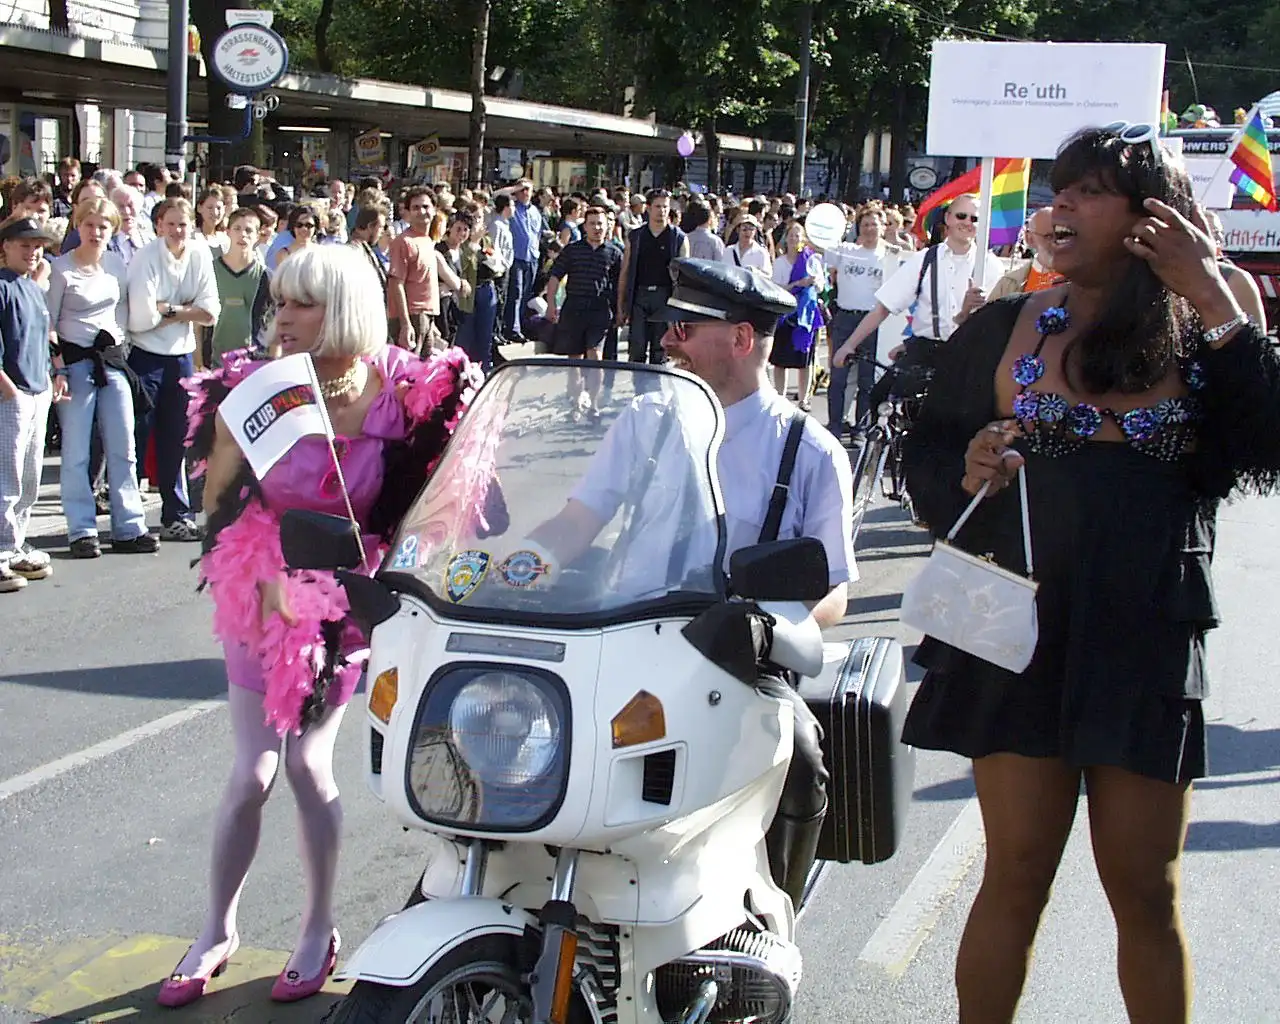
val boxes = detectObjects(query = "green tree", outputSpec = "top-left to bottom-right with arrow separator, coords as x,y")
617,0 -> 800,190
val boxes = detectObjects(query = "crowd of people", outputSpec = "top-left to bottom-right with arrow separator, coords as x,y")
0,155 -> 940,597
4,122 -> 1279,1024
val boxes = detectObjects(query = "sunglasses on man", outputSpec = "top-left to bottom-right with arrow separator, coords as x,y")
951,211 -> 979,223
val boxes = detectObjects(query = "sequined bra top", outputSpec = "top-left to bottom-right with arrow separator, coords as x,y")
1010,307 -> 1206,462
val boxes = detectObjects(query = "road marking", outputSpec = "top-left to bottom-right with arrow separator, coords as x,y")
0,701 -> 222,802
857,796 -> 986,977
0,932 -> 351,1022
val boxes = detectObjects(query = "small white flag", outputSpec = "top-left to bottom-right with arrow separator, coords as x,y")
217,353 -> 334,478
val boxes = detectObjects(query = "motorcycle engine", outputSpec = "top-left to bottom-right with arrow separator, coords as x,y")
653,927 -> 802,1024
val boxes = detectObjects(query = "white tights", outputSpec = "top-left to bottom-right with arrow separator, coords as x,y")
176,684 -> 347,979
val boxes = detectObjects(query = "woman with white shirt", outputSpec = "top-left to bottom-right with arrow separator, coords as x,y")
195,187 -> 230,256
126,197 -> 220,542
769,221 -> 825,410
720,215 -> 772,275
48,198 -> 156,557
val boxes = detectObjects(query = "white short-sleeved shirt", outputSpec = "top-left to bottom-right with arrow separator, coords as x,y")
874,243 -> 1006,341
572,385 -> 856,595
826,242 -> 898,312
721,241 -> 772,275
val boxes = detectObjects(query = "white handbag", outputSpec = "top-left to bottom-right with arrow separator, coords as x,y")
899,466 -> 1039,673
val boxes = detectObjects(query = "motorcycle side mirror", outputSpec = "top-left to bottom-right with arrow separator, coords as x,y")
729,538 -> 830,602
280,509 -> 364,571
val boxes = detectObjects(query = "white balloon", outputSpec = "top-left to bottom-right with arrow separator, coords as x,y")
805,202 -> 846,251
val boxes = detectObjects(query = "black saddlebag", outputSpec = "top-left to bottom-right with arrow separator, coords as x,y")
796,637 -> 915,864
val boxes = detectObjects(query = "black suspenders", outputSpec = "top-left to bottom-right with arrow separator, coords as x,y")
758,411 -> 808,544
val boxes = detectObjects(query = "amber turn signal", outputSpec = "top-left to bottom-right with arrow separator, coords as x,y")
549,929 -> 580,1024
369,667 -> 399,724
610,690 -> 666,748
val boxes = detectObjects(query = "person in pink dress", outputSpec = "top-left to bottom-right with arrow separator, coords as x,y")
159,245 -> 483,1008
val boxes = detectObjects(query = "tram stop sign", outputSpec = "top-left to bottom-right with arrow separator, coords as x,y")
210,21 -> 290,95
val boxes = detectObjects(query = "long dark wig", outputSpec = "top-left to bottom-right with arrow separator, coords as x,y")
1050,127 -> 1198,394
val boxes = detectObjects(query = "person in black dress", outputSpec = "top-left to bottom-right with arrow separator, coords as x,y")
902,127 -> 1280,1024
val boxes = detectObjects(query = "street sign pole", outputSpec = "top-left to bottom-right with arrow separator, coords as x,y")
164,0 -> 189,176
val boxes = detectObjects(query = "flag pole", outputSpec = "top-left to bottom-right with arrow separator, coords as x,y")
323,434 -> 370,573
975,156 -> 996,289
305,356 -> 370,573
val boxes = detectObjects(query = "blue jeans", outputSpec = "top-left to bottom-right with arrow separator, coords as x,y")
455,282 -> 498,372
502,259 -> 536,338
129,347 -> 193,527
826,308 -> 875,434
57,360 -> 147,541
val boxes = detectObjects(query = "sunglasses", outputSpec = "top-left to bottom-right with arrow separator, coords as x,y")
1103,121 -> 1163,168
669,320 -> 692,342
295,221 -> 316,229
951,211 -> 979,223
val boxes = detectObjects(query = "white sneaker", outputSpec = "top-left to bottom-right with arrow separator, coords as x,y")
0,563 -> 27,593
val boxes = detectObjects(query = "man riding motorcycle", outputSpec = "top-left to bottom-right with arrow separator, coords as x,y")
521,257 -> 856,904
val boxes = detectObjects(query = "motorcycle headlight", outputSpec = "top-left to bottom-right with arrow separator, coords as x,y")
405,664 -> 570,831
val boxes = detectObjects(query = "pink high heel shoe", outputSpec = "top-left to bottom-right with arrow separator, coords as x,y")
270,930 -> 340,1003
156,934 -> 240,1008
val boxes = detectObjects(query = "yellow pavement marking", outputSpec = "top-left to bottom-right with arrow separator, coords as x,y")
0,933 -> 354,1022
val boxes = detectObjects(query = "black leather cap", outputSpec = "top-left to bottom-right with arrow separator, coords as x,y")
658,257 -> 796,327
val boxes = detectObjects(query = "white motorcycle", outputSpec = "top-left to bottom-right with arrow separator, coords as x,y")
286,360 -> 915,1024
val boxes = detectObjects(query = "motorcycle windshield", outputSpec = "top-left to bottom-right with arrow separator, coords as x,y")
385,360 -> 727,623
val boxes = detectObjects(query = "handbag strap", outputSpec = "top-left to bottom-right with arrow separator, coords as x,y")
945,465 -> 1034,576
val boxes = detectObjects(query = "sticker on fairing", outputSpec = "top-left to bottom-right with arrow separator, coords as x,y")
391,534 -> 419,569
497,549 -> 552,588
444,549 -> 491,602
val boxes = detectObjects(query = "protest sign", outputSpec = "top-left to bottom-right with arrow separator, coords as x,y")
927,41 -> 1166,160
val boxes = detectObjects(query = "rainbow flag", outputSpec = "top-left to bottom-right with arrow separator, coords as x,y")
911,158 -> 1030,247
988,158 -> 1031,247
1227,106 -> 1278,212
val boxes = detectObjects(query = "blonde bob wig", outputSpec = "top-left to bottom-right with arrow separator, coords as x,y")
265,245 -> 387,360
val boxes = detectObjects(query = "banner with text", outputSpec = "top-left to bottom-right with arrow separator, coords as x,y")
216,354 -> 333,479
1184,156 -> 1238,209
1216,208 -> 1280,253
927,41 -> 1166,159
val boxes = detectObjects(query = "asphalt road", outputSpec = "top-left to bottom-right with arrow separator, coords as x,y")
2,388 -> 1279,1023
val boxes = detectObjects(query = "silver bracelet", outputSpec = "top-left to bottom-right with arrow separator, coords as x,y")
1203,314 -> 1248,345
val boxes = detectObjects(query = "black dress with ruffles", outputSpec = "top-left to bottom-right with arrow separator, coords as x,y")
901,295 -> 1280,783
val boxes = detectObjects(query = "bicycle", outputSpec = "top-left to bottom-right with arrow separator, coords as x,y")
847,354 -> 932,545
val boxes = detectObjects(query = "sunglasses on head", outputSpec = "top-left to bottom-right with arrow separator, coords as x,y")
1102,121 -> 1163,168
951,211 -> 979,223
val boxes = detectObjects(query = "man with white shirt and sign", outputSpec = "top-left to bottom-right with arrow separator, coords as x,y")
832,194 -> 1005,379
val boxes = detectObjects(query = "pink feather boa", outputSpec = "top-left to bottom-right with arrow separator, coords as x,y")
193,345 -> 480,735
401,345 -> 484,435
200,496 -> 358,735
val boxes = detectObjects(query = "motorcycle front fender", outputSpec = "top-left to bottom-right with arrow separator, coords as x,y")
334,896 -> 538,987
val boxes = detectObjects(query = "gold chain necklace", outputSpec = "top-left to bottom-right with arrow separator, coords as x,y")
316,363 -> 362,399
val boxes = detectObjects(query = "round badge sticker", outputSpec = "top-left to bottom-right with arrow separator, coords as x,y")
498,549 -> 551,588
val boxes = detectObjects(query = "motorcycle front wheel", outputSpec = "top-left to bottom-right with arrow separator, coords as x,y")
323,934 -> 592,1024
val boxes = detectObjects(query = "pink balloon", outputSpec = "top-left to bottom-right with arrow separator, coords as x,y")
676,133 -> 695,158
